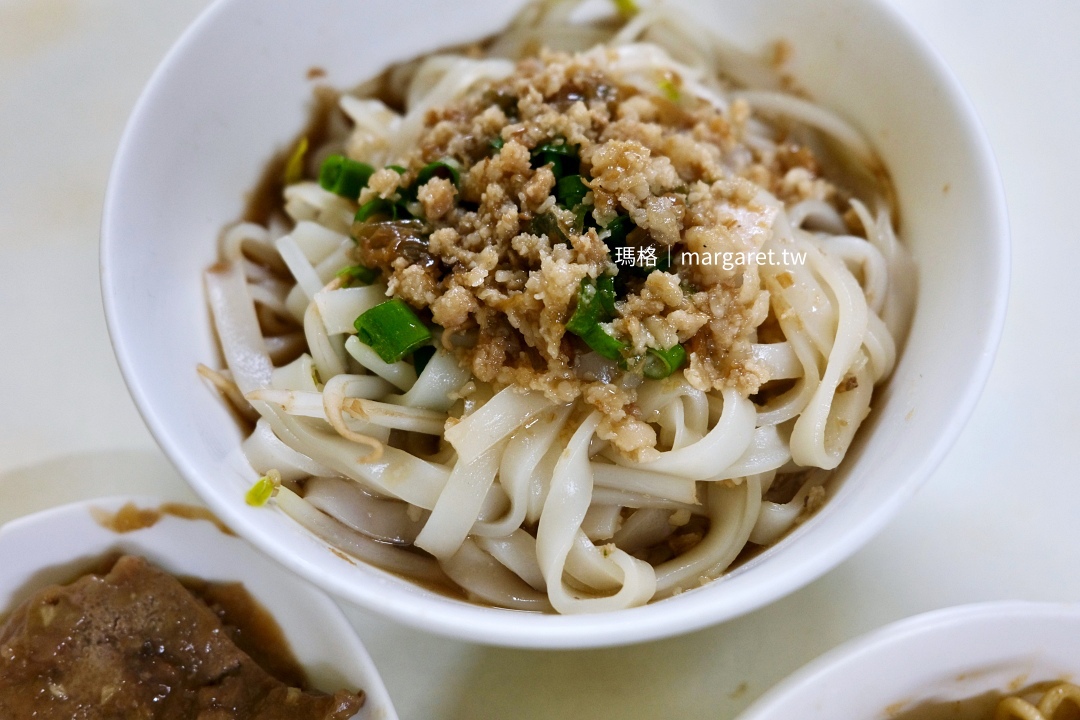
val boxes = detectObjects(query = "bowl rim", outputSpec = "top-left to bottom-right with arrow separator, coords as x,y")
0,494 -> 399,720
100,0 -> 1010,648
733,601 -> 1080,720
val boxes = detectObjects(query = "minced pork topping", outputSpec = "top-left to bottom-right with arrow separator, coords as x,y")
347,48 -> 845,460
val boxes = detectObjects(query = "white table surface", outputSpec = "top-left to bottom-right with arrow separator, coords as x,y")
0,1 -> 1074,718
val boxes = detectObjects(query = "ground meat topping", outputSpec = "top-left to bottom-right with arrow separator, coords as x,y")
345,48 -> 843,446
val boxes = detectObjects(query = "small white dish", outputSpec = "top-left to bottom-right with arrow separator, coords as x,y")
736,602 -> 1080,720
0,496 -> 398,720
101,0 -> 1008,647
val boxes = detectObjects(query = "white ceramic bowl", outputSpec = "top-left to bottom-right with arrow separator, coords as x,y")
0,496 -> 398,720
735,602 -> 1080,719
101,0 -> 1008,647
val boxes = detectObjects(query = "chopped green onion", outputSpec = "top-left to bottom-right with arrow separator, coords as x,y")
245,471 -> 280,507
531,138 -> 580,179
643,344 -> 687,379
530,212 -> 568,244
399,159 -> 461,201
583,325 -> 628,361
597,274 -> 617,316
386,164 -> 407,175
566,278 -> 628,361
613,0 -> 639,17
355,197 -> 410,223
318,154 -> 374,199
415,160 -> 461,189
488,136 -> 505,154
568,277 -> 617,333
283,136 -> 308,185
336,264 -> 379,286
354,298 -> 432,363
412,345 -> 436,374
602,214 -> 636,247
533,139 -> 579,157
555,174 -> 589,209
567,280 -> 601,337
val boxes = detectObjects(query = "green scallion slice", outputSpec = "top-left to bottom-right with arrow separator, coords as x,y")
488,136 -> 505,154
531,138 -> 581,179
386,164 -> 408,175
318,154 -> 374,200
643,344 -> 687,379
533,139 -> 579,157
566,280 -> 600,337
597,274 -> 618,316
412,345 -> 437,375
555,174 -> 589,209
602,215 -> 636,247
336,264 -> 379,287
566,278 -> 627,361
415,160 -> 461,189
355,197 -> 409,223
583,326 -> 628,361
354,298 -> 432,363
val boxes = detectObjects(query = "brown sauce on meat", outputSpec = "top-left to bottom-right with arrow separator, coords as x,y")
181,576 -> 308,689
0,555 -> 364,720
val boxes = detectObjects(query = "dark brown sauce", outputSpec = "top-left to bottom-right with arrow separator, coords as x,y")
91,501 -> 234,536
242,85 -> 341,225
342,542 -> 470,604
389,566 -> 470,603
180,575 -> 307,688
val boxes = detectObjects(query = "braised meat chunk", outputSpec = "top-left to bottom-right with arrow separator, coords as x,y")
0,555 -> 364,720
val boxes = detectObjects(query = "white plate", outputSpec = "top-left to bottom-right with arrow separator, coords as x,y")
0,495 -> 399,720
